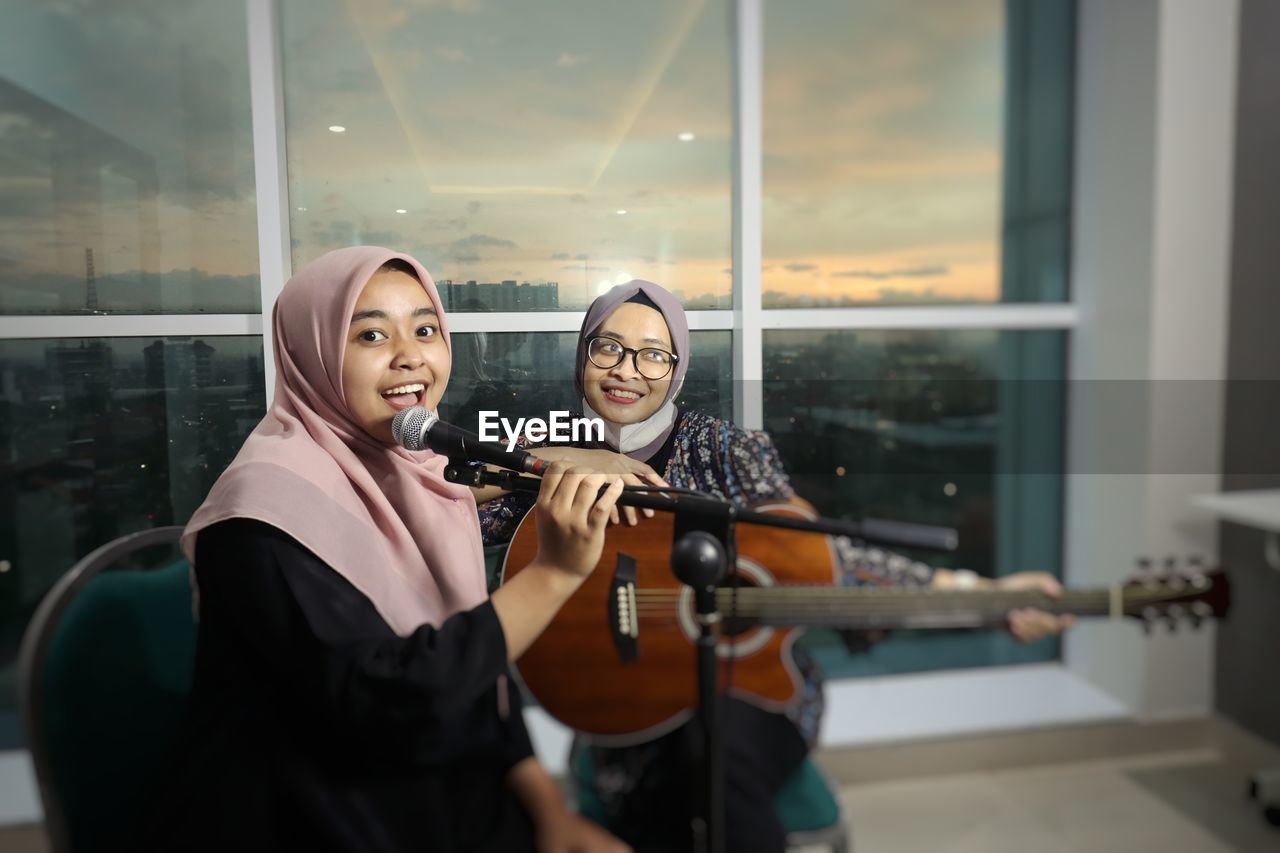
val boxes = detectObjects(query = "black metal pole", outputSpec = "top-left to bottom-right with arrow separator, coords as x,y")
446,464 -> 958,553
671,528 -> 731,853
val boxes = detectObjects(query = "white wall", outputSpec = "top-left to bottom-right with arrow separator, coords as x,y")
1065,0 -> 1238,718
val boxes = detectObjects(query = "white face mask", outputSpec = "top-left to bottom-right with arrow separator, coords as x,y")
581,397 -> 678,456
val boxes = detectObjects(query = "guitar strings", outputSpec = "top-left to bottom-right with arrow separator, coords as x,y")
628,587 -> 1205,618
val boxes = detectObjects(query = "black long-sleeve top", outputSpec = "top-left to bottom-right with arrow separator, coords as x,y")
147,518 -> 535,853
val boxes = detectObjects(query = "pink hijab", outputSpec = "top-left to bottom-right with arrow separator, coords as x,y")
182,246 -> 488,636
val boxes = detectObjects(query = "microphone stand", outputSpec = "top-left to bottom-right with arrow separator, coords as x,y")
446,462 -> 957,853
446,464 -> 959,552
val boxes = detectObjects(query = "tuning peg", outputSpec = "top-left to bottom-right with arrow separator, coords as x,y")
1187,555 -> 1204,568
1141,620 -> 1153,636
1189,616 -> 1203,630
1163,555 -> 1178,570
1135,557 -> 1153,572
1166,618 -> 1178,634
1167,604 -> 1185,620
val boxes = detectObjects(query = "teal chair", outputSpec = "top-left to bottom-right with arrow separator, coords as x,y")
484,543 -> 510,594
487,543 -> 849,851
18,526 -> 194,853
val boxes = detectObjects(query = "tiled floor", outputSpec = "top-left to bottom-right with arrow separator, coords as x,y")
808,750 -> 1279,853
0,824 -> 46,853
5,750 -> 1276,852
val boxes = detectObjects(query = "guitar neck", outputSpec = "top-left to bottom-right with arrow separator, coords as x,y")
714,583 -> 1211,630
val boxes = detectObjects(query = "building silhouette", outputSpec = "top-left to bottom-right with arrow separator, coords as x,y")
438,279 -> 559,311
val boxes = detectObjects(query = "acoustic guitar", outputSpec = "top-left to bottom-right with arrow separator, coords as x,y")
501,500 -> 1230,746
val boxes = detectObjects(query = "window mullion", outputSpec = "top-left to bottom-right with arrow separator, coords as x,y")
247,0 -> 292,405
732,0 -> 764,429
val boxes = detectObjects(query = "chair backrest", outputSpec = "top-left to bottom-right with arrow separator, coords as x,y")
18,526 -> 194,853
484,543 -> 509,593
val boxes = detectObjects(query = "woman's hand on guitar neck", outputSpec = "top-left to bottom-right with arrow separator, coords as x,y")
491,462 -> 625,661
531,446 -> 667,526
931,569 -> 1077,644
995,572 -> 1078,643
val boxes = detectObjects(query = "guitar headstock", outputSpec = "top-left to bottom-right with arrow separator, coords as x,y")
1125,556 -> 1230,631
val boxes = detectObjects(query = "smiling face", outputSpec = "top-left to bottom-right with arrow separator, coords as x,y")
581,302 -> 675,425
341,267 -> 450,443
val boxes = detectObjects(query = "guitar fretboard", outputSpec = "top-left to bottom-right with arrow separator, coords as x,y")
631,578 -> 1220,630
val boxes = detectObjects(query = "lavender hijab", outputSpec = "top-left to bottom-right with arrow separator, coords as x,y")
574,280 -> 690,460
182,247 -> 488,636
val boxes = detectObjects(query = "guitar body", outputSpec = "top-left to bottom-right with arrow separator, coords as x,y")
502,500 -> 836,745
503,497 -> 1230,745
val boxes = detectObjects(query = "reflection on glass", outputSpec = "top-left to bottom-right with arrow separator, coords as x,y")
282,0 -> 733,310
0,2 -> 259,314
764,328 -> 1066,676
443,331 -> 732,431
762,0 -> 1074,307
0,336 -> 265,716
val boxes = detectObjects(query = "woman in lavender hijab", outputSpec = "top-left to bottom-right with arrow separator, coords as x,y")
478,279 -> 1073,853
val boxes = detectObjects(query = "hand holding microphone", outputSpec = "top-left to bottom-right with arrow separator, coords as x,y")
392,407 -> 661,530
401,406 -> 629,660
483,457 -> 626,662
532,461 -> 626,580
391,406 -> 624,580
392,406 -> 549,475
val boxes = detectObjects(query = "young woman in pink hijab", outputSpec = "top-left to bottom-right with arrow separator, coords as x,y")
152,248 -> 631,853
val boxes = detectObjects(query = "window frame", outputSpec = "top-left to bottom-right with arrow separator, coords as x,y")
0,0 -> 1080,740
1,0 -> 1151,774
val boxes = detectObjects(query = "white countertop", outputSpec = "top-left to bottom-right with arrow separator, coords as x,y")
1190,489 -> 1280,533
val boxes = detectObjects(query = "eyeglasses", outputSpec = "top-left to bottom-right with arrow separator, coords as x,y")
586,336 -> 678,380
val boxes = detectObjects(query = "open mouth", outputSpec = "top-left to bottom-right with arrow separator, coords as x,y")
602,385 -> 645,405
380,382 -> 426,411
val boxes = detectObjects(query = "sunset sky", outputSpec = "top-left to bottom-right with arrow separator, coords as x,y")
1,0 -> 1005,311
283,0 -> 1004,306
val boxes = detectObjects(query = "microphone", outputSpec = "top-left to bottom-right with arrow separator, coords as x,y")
391,407 -> 550,476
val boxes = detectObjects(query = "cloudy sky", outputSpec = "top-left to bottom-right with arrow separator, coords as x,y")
0,0 -> 1005,312
0,0 -> 259,311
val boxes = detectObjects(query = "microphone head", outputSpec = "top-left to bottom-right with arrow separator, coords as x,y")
391,406 -> 436,451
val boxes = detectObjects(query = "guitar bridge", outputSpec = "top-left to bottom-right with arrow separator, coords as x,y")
608,552 -> 639,662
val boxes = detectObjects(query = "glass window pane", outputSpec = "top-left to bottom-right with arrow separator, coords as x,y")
0,336 -> 265,729
0,2 -> 260,315
763,329 -> 1066,676
442,331 -> 733,429
282,0 -> 733,311
762,0 -> 1075,307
